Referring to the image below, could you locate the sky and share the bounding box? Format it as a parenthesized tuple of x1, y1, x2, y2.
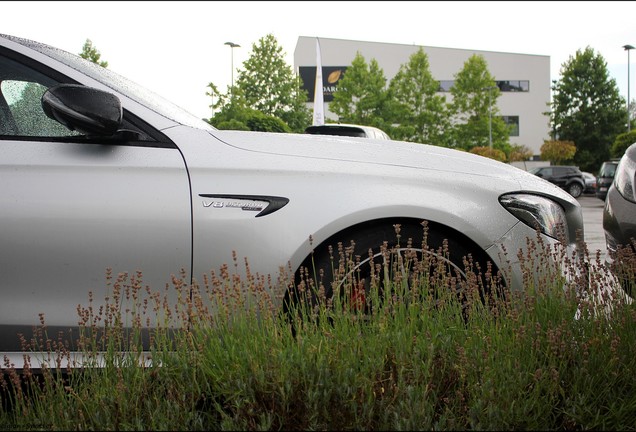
(4, 1, 636, 120)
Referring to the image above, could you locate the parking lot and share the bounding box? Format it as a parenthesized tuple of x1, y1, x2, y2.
(578, 195, 607, 260)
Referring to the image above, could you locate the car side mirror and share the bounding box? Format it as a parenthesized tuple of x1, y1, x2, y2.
(41, 84, 123, 136)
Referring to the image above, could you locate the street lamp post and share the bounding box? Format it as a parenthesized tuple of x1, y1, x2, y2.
(224, 41, 240, 90)
(623, 44, 634, 132)
(482, 86, 496, 148)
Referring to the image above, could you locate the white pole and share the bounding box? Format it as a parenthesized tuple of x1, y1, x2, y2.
(312, 37, 325, 126)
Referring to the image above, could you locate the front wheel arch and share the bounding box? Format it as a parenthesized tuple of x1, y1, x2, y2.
(285, 217, 504, 312)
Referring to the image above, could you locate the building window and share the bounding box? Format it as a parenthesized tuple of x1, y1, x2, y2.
(437, 80, 529, 92)
(497, 80, 529, 92)
(501, 116, 519, 136)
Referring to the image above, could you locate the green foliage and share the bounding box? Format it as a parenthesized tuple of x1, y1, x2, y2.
(207, 83, 291, 133)
(203, 38, 632, 163)
(550, 46, 626, 171)
(246, 111, 291, 133)
(329, 53, 389, 130)
(207, 84, 248, 127)
(2, 233, 635, 431)
(470, 146, 507, 162)
(387, 48, 450, 145)
(448, 55, 510, 152)
(611, 129, 636, 158)
(234, 34, 310, 132)
(540, 140, 577, 165)
(205, 81, 225, 118)
(79, 38, 108, 68)
(215, 118, 250, 131)
(212, 108, 290, 133)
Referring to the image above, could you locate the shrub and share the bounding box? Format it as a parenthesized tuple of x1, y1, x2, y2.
(1, 228, 635, 430)
(611, 130, 636, 158)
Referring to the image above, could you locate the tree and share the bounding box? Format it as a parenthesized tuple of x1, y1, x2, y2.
(79, 39, 108, 67)
(611, 129, 636, 158)
(245, 111, 291, 133)
(387, 48, 450, 145)
(329, 52, 389, 130)
(206, 84, 291, 133)
(549, 46, 626, 172)
(540, 140, 577, 165)
(234, 34, 310, 132)
(448, 55, 510, 152)
(206, 82, 248, 128)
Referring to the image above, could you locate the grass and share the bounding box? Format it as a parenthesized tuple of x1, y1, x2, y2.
(1, 226, 635, 431)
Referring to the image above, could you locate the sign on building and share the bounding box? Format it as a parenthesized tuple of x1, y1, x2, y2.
(299, 66, 348, 102)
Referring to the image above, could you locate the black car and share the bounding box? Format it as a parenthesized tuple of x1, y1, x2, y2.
(528, 165, 586, 198)
(596, 159, 620, 201)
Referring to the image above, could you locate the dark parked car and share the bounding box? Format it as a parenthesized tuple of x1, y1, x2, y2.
(596, 159, 620, 201)
(603, 143, 636, 258)
(528, 165, 586, 198)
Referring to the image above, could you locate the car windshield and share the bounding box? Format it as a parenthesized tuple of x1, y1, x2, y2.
(599, 162, 617, 177)
(3, 34, 213, 131)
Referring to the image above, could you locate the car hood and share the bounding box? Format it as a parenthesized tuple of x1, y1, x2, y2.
(209, 129, 556, 191)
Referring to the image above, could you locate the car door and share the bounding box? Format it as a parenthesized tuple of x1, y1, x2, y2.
(0, 51, 192, 350)
(550, 167, 569, 188)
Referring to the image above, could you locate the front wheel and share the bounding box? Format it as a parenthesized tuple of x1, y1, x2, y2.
(287, 220, 502, 321)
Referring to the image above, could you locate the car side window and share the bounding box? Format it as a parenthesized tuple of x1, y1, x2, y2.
(0, 55, 80, 138)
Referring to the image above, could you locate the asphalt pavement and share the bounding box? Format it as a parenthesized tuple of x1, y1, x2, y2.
(578, 194, 607, 260)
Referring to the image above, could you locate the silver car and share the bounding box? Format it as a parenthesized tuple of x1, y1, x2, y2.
(0, 33, 584, 368)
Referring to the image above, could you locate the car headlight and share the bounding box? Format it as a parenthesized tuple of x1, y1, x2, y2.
(499, 194, 568, 242)
(614, 153, 636, 203)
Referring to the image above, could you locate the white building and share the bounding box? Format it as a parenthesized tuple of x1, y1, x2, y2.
(294, 36, 551, 158)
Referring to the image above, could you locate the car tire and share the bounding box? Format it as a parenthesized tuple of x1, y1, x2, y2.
(285, 220, 500, 321)
(568, 182, 583, 198)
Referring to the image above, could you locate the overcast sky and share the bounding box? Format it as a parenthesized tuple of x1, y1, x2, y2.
(4, 1, 636, 120)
